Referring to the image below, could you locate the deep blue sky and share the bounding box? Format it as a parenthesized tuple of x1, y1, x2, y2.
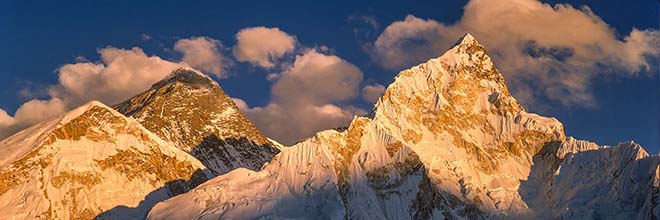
(1, 0, 658, 153)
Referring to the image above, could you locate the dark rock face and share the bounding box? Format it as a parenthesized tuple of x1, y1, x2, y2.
(115, 68, 279, 176)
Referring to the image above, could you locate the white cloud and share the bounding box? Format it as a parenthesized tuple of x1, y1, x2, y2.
(233, 27, 297, 68)
(272, 50, 363, 104)
(231, 28, 368, 143)
(368, 0, 660, 108)
(361, 84, 386, 103)
(12, 98, 67, 126)
(0, 109, 15, 138)
(0, 98, 67, 139)
(51, 46, 186, 107)
(239, 49, 366, 144)
(175, 37, 228, 78)
(370, 15, 445, 70)
(0, 45, 194, 140)
(0, 109, 13, 126)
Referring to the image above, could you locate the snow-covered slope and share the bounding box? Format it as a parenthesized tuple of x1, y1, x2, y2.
(148, 134, 345, 220)
(0, 101, 211, 220)
(549, 141, 658, 219)
(520, 138, 660, 219)
(115, 68, 280, 175)
(147, 34, 660, 220)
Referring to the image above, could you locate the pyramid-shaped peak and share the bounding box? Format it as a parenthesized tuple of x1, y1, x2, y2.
(80, 100, 106, 108)
(59, 100, 123, 125)
(168, 68, 210, 79)
(151, 68, 218, 89)
(453, 33, 482, 48)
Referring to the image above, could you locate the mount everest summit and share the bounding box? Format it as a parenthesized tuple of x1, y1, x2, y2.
(0, 34, 658, 220)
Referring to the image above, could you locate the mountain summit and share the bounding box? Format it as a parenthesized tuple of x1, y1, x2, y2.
(115, 68, 279, 175)
(148, 34, 660, 220)
(0, 101, 210, 219)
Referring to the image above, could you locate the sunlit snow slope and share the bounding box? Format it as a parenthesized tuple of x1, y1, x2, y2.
(0, 101, 211, 220)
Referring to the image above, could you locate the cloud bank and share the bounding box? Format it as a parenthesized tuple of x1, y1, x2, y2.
(367, 0, 660, 108)
(0, 98, 67, 138)
(0, 36, 227, 140)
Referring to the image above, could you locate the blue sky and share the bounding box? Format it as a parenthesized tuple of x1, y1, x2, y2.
(1, 0, 658, 152)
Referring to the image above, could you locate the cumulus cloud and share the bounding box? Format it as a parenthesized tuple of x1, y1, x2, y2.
(0, 42, 205, 139)
(361, 84, 386, 103)
(367, 0, 660, 108)
(175, 37, 228, 78)
(0, 110, 13, 126)
(233, 27, 297, 68)
(0, 109, 15, 138)
(239, 49, 366, 144)
(51, 46, 186, 107)
(0, 98, 67, 139)
(370, 15, 445, 70)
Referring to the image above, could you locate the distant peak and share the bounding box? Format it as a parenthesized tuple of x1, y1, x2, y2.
(151, 68, 218, 89)
(82, 100, 106, 108)
(454, 33, 477, 46)
(59, 100, 124, 125)
(73, 100, 113, 113)
(169, 68, 210, 79)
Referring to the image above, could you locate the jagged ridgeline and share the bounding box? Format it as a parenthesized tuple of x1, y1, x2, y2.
(114, 69, 280, 176)
(148, 34, 660, 220)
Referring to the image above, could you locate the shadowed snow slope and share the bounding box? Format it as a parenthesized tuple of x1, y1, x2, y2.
(147, 34, 660, 220)
(0, 101, 211, 220)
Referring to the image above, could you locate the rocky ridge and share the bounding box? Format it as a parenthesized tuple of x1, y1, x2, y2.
(115, 69, 280, 176)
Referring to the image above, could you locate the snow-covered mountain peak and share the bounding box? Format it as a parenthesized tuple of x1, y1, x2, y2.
(456, 33, 477, 46)
(116, 69, 279, 176)
(152, 68, 218, 90)
(58, 100, 125, 126)
(0, 100, 210, 219)
(373, 33, 563, 147)
(374, 32, 524, 120)
(366, 34, 566, 215)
